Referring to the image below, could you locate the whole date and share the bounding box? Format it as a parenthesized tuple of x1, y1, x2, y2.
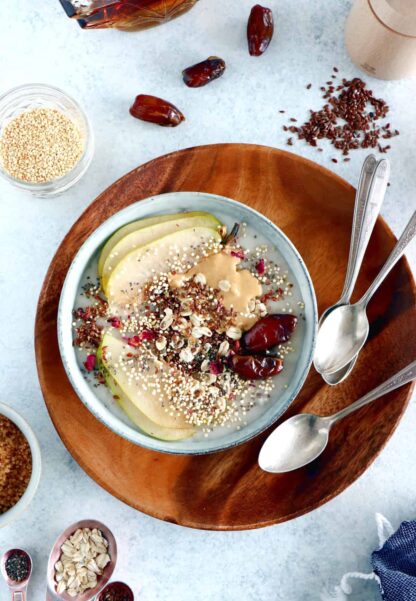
(242, 314, 297, 352)
(182, 56, 226, 88)
(229, 354, 283, 380)
(129, 95, 185, 127)
(247, 4, 274, 56)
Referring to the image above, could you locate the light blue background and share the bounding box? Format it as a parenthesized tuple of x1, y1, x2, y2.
(0, 1, 415, 599)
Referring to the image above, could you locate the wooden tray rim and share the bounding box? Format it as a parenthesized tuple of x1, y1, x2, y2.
(35, 143, 416, 530)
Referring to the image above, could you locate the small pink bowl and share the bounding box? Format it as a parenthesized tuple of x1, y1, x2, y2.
(46, 520, 117, 601)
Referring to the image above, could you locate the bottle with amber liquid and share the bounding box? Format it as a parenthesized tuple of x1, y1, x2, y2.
(59, 0, 199, 31)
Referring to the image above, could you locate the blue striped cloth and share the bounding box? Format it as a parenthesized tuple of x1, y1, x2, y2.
(372, 521, 416, 600)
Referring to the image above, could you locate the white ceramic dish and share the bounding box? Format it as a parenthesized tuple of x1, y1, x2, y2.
(0, 403, 42, 528)
(58, 192, 317, 455)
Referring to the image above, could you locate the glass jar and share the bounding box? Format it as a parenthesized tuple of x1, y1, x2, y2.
(59, 0, 199, 31)
(0, 84, 94, 197)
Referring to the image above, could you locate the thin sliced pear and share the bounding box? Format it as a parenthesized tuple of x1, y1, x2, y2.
(106, 226, 222, 309)
(98, 211, 216, 278)
(99, 360, 194, 441)
(98, 333, 195, 432)
(101, 213, 221, 293)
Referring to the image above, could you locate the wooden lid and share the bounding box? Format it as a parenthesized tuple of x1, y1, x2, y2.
(370, 0, 416, 37)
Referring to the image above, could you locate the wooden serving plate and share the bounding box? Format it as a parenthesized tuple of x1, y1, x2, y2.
(35, 144, 416, 530)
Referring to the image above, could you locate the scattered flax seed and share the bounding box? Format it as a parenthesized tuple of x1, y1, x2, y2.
(0, 108, 84, 183)
(281, 74, 399, 158)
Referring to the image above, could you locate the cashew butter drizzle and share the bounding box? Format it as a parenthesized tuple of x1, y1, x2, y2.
(170, 251, 262, 329)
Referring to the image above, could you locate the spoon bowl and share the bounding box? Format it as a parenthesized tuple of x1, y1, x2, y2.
(46, 520, 117, 601)
(97, 582, 134, 601)
(314, 303, 369, 375)
(322, 354, 358, 385)
(258, 414, 331, 473)
(1, 548, 32, 589)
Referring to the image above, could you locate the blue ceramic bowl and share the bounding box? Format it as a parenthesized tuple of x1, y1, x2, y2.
(58, 192, 317, 454)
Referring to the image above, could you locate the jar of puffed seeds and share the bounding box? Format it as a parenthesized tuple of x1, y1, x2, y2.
(0, 84, 94, 196)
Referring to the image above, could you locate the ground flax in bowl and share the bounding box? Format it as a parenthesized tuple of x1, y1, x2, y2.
(0, 415, 32, 514)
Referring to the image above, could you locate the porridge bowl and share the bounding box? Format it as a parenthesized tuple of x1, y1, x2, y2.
(58, 192, 317, 455)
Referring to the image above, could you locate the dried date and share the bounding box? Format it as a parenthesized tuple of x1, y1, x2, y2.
(229, 354, 283, 380)
(130, 94, 185, 127)
(247, 4, 274, 56)
(182, 56, 226, 88)
(242, 314, 297, 352)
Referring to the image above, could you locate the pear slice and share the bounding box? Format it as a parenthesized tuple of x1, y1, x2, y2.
(98, 211, 218, 278)
(100, 364, 194, 442)
(98, 333, 195, 434)
(101, 212, 221, 293)
(106, 226, 222, 310)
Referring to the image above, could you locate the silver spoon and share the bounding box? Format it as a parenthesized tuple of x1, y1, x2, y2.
(259, 359, 416, 473)
(318, 155, 389, 385)
(1, 548, 32, 601)
(46, 520, 117, 601)
(314, 210, 416, 375)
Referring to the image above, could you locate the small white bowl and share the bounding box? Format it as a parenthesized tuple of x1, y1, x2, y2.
(0, 403, 42, 528)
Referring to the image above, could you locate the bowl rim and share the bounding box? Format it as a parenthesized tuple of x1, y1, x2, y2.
(0, 83, 94, 195)
(57, 191, 318, 455)
(0, 402, 42, 528)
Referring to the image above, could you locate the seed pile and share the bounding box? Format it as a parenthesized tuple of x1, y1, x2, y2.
(100, 582, 134, 601)
(0, 108, 84, 183)
(54, 527, 111, 597)
(5, 551, 31, 583)
(0, 415, 32, 514)
(283, 70, 399, 159)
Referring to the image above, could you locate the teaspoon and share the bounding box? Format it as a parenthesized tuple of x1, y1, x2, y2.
(319, 155, 389, 385)
(259, 359, 416, 473)
(1, 548, 32, 601)
(314, 210, 416, 375)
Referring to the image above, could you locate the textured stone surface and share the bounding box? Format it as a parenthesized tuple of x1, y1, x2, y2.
(0, 1, 415, 599)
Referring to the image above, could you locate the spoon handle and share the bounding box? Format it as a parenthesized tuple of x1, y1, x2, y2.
(339, 156, 389, 305)
(359, 211, 416, 308)
(330, 360, 416, 424)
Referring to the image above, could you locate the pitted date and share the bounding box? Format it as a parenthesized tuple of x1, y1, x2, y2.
(129, 95, 185, 127)
(247, 4, 274, 56)
(182, 56, 226, 88)
(229, 354, 283, 380)
(242, 314, 297, 352)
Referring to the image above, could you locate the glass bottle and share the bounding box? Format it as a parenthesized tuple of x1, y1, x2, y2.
(59, 0, 199, 31)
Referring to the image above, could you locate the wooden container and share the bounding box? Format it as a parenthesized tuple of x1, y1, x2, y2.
(345, 0, 416, 80)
